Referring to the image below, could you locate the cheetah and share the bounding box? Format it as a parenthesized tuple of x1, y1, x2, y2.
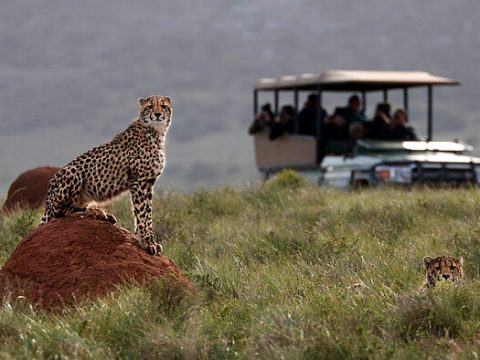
(422, 255, 464, 289)
(41, 95, 172, 255)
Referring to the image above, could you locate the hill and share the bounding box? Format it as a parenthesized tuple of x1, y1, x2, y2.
(1, 0, 480, 192)
(1, 177, 480, 357)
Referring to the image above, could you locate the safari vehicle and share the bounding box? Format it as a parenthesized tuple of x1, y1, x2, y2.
(252, 70, 480, 188)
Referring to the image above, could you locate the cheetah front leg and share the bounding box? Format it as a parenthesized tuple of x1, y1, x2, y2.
(130, 179, 162, 255)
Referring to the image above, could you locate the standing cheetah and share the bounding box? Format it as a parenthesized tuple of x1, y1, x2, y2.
(41, 95, 172, 255)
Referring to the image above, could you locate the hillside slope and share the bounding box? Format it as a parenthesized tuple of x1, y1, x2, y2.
(1, 0, 480, 192)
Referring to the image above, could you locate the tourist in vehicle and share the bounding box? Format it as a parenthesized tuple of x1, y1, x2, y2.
(365, 101, 391, 139)
(377, 101, 392, 119)
(269, 105, 296, 140)
(323, 113, 349, 143)
(386, 108, 417, 141)
(298, 94, 327, 136)
(334, 95, 368, 124)
(249, 103, 275, 135)
(325, 121, 365, 155)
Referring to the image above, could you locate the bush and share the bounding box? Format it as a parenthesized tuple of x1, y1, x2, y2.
(266, 169, 307, 190)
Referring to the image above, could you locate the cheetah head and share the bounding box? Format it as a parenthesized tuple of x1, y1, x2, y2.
(138, 95, 173, 133)
(423, 255, 464, 288)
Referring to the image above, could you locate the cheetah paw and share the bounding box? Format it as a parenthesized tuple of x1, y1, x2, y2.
(144, 241, 163, 255)
(105, 213, 117, 224)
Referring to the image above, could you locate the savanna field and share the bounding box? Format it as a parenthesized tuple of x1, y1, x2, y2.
(3, 171, 480, 359)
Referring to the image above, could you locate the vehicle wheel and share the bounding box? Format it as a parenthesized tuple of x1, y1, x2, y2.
(353, 179, 369, 188)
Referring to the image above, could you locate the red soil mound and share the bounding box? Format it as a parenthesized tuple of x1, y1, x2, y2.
(3, 166, 60, 212)
(0, 217, 192, 310)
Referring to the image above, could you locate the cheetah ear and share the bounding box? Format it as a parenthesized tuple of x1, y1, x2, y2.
(423, 256, 433, 268)
(457, 256, 464, 266)
(164, 96, 172, 104)
(138, 97, 147, 106)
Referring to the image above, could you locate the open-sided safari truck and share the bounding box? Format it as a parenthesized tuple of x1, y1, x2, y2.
(252, 70, 480, 188)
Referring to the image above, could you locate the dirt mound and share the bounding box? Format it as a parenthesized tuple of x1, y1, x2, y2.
(0, 217, 192, 310)
(3, 166, 60, 212)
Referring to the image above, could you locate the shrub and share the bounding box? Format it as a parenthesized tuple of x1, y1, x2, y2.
(266, 169, 307, 190)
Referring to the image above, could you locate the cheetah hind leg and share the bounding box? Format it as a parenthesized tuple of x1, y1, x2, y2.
(41, 167, 81, 224)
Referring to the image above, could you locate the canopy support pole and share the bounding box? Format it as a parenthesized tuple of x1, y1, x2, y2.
(294, 88, 299, 133)
(274, 90, 279, 115)
(403, 88, 409, 112)
(316, 87, 323, 164)
(362, 91, 367, 112)
(427, 85, 433, 141)
(253, 90, 258, 117)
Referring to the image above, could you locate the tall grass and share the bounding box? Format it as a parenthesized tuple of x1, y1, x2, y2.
(2, 172, 480, 358)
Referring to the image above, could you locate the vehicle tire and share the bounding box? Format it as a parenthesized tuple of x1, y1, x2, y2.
(352, 179, 369, 188)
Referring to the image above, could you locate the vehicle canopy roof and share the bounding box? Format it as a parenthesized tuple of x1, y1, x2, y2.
(254, 70, 460, 92)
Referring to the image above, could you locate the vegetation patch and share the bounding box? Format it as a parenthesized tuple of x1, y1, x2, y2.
(1, 185, 480, 358)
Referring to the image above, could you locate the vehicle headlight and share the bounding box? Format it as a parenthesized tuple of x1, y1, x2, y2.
(375, 165, 412, 183)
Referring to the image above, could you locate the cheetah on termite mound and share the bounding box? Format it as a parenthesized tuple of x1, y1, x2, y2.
(41, 95, 172, 255)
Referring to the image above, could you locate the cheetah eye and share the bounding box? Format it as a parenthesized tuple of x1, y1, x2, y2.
(450, 266, 457, 271)
(145, 105, 154, 110)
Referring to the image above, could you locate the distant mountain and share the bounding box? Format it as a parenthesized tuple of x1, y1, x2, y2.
(1, 0, 479, 193)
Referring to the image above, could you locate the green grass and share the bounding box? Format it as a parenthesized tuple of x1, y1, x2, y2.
(2, 171, 480, 358)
